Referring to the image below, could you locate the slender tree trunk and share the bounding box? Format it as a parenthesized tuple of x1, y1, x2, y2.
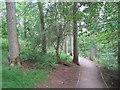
(6, 1, 20, 64)
(62, 42, 65, 52)
(24, 18, 27, 38)
(23, 2, 27, 38)
(38, 1, 46, 53)
(56, 37, 61, 64)
(70, 32, 73, 56)
(73, 2, 79, 65)
(59, 43, 63, 52)
(64, 36, 68, 54)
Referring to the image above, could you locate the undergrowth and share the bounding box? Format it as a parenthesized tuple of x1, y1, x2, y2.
(60, 52, 72, 63)
(2, 38, 72, 88)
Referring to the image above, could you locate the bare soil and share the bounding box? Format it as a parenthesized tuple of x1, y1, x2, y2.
(36, 63, 80, 88)
(21, 60, 37, 69)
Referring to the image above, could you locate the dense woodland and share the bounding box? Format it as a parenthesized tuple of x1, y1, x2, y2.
(1, 1, 119, 88)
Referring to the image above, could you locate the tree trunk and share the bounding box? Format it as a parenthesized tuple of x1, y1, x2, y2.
(23, 2, 27, 38)
(38, 1, 46, 53)
(73, 2, 79, 65)
(56, 37, 61, 64)
(64, 36, 68, 54)
(62, 42, 65, 52)
(24, 18, 27, 38)
(6, 1, 20, 65)
(70, 32, 73, 56)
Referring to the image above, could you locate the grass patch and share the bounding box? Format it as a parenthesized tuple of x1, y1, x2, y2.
(2, 61, 49, 88)
(2, 50, 50, 88)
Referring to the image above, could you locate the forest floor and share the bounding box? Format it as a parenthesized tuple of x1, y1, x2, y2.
(35, 57, 118, 88)
(36, 63, 80, 88)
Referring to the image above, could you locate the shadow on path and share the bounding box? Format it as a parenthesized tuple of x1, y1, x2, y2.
(76, 57, 107, 88)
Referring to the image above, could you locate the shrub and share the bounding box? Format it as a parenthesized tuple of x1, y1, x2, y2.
(94, 55, 118, 70)
(20, 44, 58, 69)
(60, 52, 72, 63)
(36, 52, 57, 69)
(19, 34, 59, 69)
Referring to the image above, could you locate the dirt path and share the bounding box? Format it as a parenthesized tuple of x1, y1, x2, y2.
(36, 63, 80, 88)
(36, 57, 107, 88)
(76, 57, 107, 88)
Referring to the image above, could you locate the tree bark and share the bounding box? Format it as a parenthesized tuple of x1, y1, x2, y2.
(24, 18, 27, 38)
(38, 1, 46, 53)
(73, 2, 79, 65)
(24, 2, 27, 38)
(62, 42, 65, 52)
(56, 37, 61, 64)
(70, 32, 73, 56)
(64, 36, 68, 54)
(6, 1, 20, 63)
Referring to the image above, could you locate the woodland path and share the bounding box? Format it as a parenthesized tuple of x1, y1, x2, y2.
(36, 57, 107, 88)
(76, 57, 107, 88)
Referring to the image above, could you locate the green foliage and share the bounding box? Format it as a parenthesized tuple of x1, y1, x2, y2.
(2, 63, 48, 88)
(20, 41, 57, 69)
(2, 2, 7, 38)
(36, 53, 57, 69)
(60, 52, 72, 63)
(2, 2, 119, 88)
(76, 12, 85, 20)
(2, 46, 49, 88)
(1, 38, 52, 88)
(94, 54, 118, 70)
(2, 38, 8, 51)
(78, 2, 118, 71)
(2, 50, 8, 60)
